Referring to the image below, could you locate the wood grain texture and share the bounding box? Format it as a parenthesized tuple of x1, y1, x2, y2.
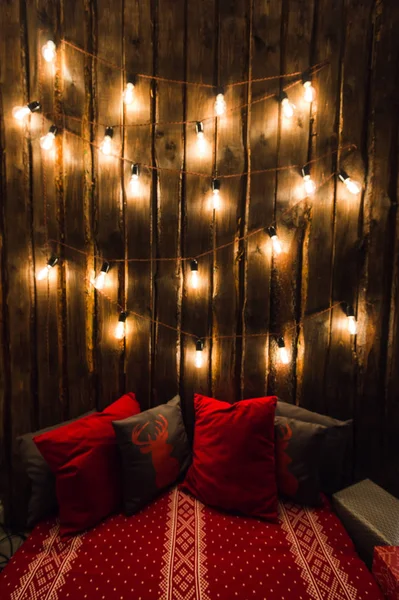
(356, 0, 399, 482)
(123, 0, 153, 412)
(151, 0, 185, 407)
(241, 0, 282, 399)
(0, 0, 36, 525)
(180, 0, 216, 433)
(324, 0, 374, 422)
(62, 0, 96, 418)
(95, 0, 124, 409)
(212, 0, 248, 402)
(268, 0, 315, 402)
(0, 39, 10, 514)
(300, 0, 344, 413)
(26, 0, 65, 429)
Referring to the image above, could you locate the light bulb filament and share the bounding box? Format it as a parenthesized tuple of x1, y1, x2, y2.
(347, 316, 357, 335)
(115, 312, 127, 340)
(303, 174, 316, 196)
(42, 41, 56, 64)
(281, 94, 295, 119)
(195, 339, 204, 368)
(115, 321, 125, 340)
(40, 126, 57, 151)
(123, 82, 135, 106)
(100, 127, 113, 156)
(303, 80, 315, 103)
(214, 93, 226, 116)
(272, 235, 282, 255)
(277, 337, 289, 365)
(339, 170, 361, 195)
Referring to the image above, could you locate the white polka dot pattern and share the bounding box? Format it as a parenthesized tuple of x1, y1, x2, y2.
(0, 489, 383, 600)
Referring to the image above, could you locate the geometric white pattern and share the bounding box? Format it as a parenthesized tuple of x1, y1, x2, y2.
(159, 489, 210, 600)
(11, 523, 83, 600)
(280, 502, 358, 600)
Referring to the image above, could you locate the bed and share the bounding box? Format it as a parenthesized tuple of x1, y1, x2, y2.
(0, 487, 383, 600)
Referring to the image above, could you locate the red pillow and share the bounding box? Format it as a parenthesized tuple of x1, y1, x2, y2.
(34, 393, 140, 535)
(181, 394, 278, 520)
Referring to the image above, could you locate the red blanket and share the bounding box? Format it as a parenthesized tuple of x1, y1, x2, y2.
(0, 488, 382, 599)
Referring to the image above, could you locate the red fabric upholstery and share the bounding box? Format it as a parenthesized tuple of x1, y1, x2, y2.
(0, 488, 384, 600)
(182, 393, 278, 520)
(34, 393, 140, 535)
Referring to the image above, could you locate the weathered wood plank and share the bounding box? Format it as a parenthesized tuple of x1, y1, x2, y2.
(268, 0, 315, 403)
(0, 0, 35, 524)
(384, 204, 399, 497)
(0, 68, 10, 514)
(180, 0, 216, 433)
(95, 0, 124, 409)
(26, 0, 66, 428)
(212, 0, 248, 403)
(300, 0, 344, 413)
(356, 0, 399, 481)
(324, 0, 374, 422)
(151, 0, 185, 407)
(124, 0, 153, 412)
(62, 0, 96, 418)
(242, 0, 282, 399)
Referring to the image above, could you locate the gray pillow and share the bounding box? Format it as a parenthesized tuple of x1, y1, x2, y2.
(113, 395, 191, 515)
(276, 400, 353, 495)
(18, 410, 94, 528)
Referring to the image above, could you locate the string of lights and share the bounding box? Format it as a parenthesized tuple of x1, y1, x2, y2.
(45, 168, 348, 266)
(59, 123, 357, 184)
(59, 38, 328, 90)
(38, 62, 327, 135)
(62, 259, 355, 355)
(16, 35, 362, 367)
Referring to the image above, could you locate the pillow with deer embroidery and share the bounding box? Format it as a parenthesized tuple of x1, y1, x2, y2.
(274, 416, 327, 506)
(112, 395, 191, 515)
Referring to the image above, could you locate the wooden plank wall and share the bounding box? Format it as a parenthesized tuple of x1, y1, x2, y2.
(1, 0, 399, 522)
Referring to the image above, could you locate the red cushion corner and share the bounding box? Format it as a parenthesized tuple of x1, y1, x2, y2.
(34, 392, 140, 535)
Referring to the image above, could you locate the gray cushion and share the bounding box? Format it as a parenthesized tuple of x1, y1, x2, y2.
(275, 416, 327, 506)
(113, 396, 191, 515)
(18, 411, 94, 528)
(333, 479, 399, 567)
(276, 400, 353, 494)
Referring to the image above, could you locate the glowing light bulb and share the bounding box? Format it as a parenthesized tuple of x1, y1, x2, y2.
(347, 316, 357, 335)
(302, 166, 316, 196)
(115, 312, 127, 340)
(91, 262, 110, 290)
(196, 121, 206, 156)
(129, 163, 140, 194)
(267, 226, 282, 255)
(303, 79, 315, 103)
(280, 92, 295, 119)
(195, 339, 204, 368)
(339, 170, 361, 195)
(42, 41, 56, 63)
(345, 305, 357, 335)
(278, 337, 290, 365)
(12, 101, 41, 122)
(212, 179, 221, 210)
(36, 256, 58, 281)
(190, 259, 199, 289)
(123, 82, 135, 105)
(100, 127, 113, 155)
(214, 93, 226, 116)
(40, 125, 57, 151)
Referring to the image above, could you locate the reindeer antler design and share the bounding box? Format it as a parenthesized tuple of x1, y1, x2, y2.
(131, 414, 179, 489)
(132, 421, 151, 446)
(153, 414, 168, 443)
